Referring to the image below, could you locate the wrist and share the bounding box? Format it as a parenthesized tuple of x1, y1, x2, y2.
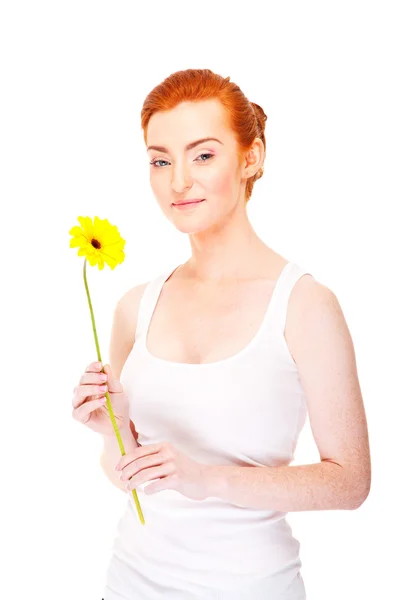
(204, 465, 226, 500)
(103, 418, 130, 434)
(102, 423, 134, 443)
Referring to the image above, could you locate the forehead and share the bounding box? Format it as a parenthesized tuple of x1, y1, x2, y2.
(146, 99, 231, 147)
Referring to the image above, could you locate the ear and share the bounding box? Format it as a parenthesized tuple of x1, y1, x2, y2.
(241, 137, 265, 180)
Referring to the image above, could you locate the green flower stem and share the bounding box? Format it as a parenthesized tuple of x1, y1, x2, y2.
(83, 259, 145, 526)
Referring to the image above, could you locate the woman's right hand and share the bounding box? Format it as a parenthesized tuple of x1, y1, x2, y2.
(71, 361, 130, 436)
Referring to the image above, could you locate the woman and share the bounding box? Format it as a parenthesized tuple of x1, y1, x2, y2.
(72, 68, 371, 599)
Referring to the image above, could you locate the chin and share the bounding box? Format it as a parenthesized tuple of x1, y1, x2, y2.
(173, 222, 207, 235)
(167, 216, 210, 235)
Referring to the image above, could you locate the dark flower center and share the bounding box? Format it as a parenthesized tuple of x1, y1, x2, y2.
(91, 238, 101, 249)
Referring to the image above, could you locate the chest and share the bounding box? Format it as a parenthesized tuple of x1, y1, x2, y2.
(145, 278, 286, 365)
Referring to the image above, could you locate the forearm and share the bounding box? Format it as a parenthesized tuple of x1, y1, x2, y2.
(100, 425, 139, 492)
(206, 460, 366, 511)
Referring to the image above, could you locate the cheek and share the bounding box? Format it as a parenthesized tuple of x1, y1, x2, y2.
(150, 175, 171, 208)
(150, 174, 163, 196)
(202, 166, 235, 196)
(149, 162, 236, 201)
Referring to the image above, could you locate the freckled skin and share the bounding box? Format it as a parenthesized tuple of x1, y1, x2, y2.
(141, 98, 371, 512)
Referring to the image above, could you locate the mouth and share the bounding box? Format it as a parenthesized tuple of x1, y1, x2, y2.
(172, 199, 205, 210)
(172, 199, 205, 207)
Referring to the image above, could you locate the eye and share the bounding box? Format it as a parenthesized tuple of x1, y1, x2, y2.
(149, 153, 214, 168)
(149, 159, 169, 168)
(196, 153, 213, 162)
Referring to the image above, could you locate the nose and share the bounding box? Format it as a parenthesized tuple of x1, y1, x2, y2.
(171, 162, 193, 194)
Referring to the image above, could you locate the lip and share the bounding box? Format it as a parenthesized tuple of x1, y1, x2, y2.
(172, 199, 205, 206)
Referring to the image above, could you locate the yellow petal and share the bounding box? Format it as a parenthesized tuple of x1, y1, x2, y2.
(69, 216, 126, 269)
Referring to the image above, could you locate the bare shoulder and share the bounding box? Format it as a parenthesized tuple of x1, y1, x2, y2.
(286, 273, 371, 508)
(108, 281, 150, 444)
(108, 281, 150, 381)
(285, 272, 354, 374)
(286, 273, 347, 352)
(118, 281, 150, 332)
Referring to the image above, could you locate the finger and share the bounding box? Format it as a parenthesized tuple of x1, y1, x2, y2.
(78, 370, 108, 386)
(102, 364, 123, 393)
(143, 477, 168, 495)
(116, 443, 163, 471)
(86, 361, 103, 372)
(72, 396, 107, 423)
(72, 383, 108, 409)
(125, 464, 173, 491)
(120, 452, 164, 481)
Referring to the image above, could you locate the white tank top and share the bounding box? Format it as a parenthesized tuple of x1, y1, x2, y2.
(103, 261, 310, 599)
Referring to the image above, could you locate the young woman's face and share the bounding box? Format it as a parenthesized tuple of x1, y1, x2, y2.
(146, 99, 247, 234)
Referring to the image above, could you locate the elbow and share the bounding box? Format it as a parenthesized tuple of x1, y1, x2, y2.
(340, 458, 371, 510)
(349, 479, 371, 510)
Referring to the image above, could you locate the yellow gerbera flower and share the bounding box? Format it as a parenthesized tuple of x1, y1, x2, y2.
(69, 216, 145, 526)
(69, 216, 126, 270)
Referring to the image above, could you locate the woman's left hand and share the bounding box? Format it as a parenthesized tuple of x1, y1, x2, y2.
(115, 442, 211, 501)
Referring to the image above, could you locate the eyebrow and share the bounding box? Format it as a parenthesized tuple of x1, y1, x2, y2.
(147, 137, 223, 153)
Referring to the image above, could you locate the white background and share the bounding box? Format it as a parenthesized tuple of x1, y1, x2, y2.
(1, 1, 398, 599)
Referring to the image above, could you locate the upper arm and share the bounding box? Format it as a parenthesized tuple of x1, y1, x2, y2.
(108, 282, 149, 441)
(287, 276, 371, 506)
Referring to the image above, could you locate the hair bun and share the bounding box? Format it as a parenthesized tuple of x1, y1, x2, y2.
(251, 102, 267, 130)
(253, 166, 264, 182)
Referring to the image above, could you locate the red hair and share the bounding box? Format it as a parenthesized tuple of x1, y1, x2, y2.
(141, 68, 267, 203)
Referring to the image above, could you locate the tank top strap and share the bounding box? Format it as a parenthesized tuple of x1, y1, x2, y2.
(267, 261, 312, 334)
(134, 264, 180, 342)
(134, 261, 312, 342)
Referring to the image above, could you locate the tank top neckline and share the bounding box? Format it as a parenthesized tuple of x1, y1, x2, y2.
(140, 260, 295, 368)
